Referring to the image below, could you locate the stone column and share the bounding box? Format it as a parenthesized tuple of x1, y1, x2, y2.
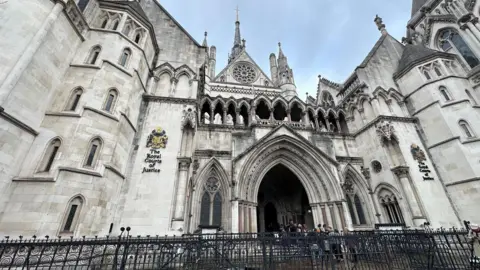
(258, 206, 265, 232)
(250, 106, 256, 126)
(335, 119, 341, 133)
(231, 200, 239, 233)
(239, 204, 244, 232)
(341, 201, 354, 230)
(392, 166, 427, 226)
(244, 205, 249, 233)
(326, 203, 334, 228)
(332, 203, 342, 230)
(314, 118, 320, 130)
(235, 109, 241, 126)
(287, 109, 291, 122)
(336, 202, 346, 230)
(467, 22, 480, 43)
(460, 23, 480, 57)
(269, 109, 274, 121)
(210, 107, 214, 123)
(172, 158, 191, 230)
(251, 206, 258, 233)
(117, 13, 128, 32)
(369, 190, 382, 223)
(223, 108, 227, 125)
(0, 2, 64, 103)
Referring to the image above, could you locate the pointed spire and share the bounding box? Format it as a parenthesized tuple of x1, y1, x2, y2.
(229, 6, 243, 63)
(374, 14, 387, 35)
(278, 42, 285, 59)
(202, 31, 208, 47)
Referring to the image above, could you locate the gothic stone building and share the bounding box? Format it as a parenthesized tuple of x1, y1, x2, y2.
(0, 0, 479, 237)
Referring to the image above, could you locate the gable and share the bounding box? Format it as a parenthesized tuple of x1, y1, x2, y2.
(213, 50, 274, 87)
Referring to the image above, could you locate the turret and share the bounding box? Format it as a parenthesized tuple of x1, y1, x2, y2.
(269, 53, 278, 86)
(276, 42, 296, 99)
(209, 46, 216, 78)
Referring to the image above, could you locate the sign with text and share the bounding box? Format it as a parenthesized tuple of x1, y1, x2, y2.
(142, 127, 167, 173)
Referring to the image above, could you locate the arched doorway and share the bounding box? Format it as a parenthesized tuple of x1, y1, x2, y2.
(257, 164, 314, 232)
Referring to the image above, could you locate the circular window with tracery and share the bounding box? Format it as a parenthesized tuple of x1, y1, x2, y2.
(232, 63, 257, 84)
(371, 160, 383, 173)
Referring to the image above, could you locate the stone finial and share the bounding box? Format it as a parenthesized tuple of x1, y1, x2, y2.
(242, 39, 246, 47)
(374, 14, 387, 35)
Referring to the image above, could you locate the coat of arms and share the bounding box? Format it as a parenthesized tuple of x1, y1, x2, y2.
(410, 144, 426, 162)
(146, 127, 168, 149)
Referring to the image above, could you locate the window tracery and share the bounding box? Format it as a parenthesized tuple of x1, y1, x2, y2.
(343, 175, 367, 225)
(232, 63, 257, 84)
(438, 29, 479, 68)
(321, 92, 335, 107)
(371, 160, 382, 173)
(200, 177, 222, 226)
(379, 190, 404, 224)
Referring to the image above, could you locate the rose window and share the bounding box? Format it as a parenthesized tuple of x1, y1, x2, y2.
(232, 63, 257, 84)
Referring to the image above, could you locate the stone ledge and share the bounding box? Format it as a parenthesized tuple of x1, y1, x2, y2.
(336, 156, 363, 164)
(83, 106, 119, 122)
(461, 137, 480, 144)
(404, 75, 465, 99)
(441, 99, 470, 108)
(69, 63, 101, 70)
(120, 112, 137, 132)
(104, 164, 125, 180)
(353, 115, 416, 137)
(0, 106, 39, 136)
(134, 69, 147, 93)
(412, 101, 438, 116)
(58, 166, 102, 177)
(45, 111, 81, 118)
(12, 177, 55, 182)
(194, 150, 231, 158)
(143, 95, 196, 105)
(427, 136, 460, 149)
(102, 60, 133, 77)
(445, 177, 480, 187)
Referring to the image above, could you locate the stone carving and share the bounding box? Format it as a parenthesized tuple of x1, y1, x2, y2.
(226, 114, 234, 125)
(181, 108, 196, 129)
(146, 127, 168, 149)
(169, 77, 178, 96)
(376, 121, 395, 142)
(361, 166, 371, 179)
(204, 112, 210, 124)
(238, 114, 245, 126)
(214, 113, 222, 124)
(342, 177, 355, 194)
(232, 63, 257, 84)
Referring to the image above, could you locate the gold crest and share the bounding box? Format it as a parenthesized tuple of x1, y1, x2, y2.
(410, 144, 426, 162)
(146, 127, 168, 149)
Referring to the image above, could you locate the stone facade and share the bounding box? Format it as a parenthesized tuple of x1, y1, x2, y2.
(0, 0, 478, 237)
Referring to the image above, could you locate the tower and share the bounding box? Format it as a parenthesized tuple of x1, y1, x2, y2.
(276, 42, 297, 99)
(269, 53, 278, 85)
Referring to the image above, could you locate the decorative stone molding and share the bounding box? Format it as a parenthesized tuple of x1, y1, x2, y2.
(194, 150, 231, 158)
(0, 106, 39, 136)
(361, 166, 371, 180)
(375, 120, 396, 143)
(342, 177, 355, 194)
(391, 166, 410, 177)
(178, 157, 192, 171)
(181, 107, 197, 129)
(143, 95, 197, 105)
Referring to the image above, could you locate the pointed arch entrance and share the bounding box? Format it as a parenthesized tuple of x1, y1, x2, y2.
(257, 164, 314, 232)
(233, 130, 349, 233)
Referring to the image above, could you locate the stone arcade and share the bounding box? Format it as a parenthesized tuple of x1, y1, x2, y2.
(0, 0, 479, 237)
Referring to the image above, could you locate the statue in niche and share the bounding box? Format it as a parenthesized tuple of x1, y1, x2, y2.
(226, 114, 234, 125)
(320, 124, 327, 132)
(214, 113, 222, 124)
(310, 121, 315, 129)
(283, 117, 288, 122)
(329, 122, 336, 132)
(238, 114, 245, 126)
(204, 112, 210, 124)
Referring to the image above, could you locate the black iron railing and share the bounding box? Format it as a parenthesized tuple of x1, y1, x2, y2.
(0, 229, 478, 269)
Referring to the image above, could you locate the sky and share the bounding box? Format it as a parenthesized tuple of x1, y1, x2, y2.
(158, 0, 411, 98)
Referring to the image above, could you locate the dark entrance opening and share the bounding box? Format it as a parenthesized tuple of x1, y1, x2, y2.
(257, 164, 313, 232)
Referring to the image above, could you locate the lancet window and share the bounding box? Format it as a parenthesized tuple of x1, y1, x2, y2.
(200, 177, 222, 226)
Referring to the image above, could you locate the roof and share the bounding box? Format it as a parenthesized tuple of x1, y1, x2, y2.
(412, 0, 428, 17)
(394, 44, 454, 78)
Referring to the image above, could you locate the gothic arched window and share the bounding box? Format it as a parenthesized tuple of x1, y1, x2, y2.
(459, 120, 475, 138)
(38, 138, 61, 172)
(103, 89, 118, 112)
(65, 87, 83, 111)
(112, 20, 119, 31)
(439, 86, 451, 101)
(87, 45, 101, 65)
(134, 32, 142, 44)
(343, 176, 368, 225)
(438, 29, 480, 68)
(199, 177, 222, 226)
(379, 190, 404, 224)
(61, 196, 83, 233)
(434, 66, 442, 77)
(423, 70, 431, 80)
(321, 92, 335, 107)
(100, 18, 108, 29)
(119, 48, 131, 67)
(84, 138, 102, 168)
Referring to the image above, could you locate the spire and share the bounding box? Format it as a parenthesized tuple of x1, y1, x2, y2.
(229, 6, 243, 63)
(278, 42, 285, 59)
(374, 14, 387, 35)
(202, 31, 208, 47)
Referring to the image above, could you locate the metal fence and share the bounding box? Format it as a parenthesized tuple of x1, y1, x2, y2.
(0, 229, 479, 269)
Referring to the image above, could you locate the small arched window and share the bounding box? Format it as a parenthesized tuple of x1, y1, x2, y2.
(134, 32, 142, 44)
(66, 88, 83, 111)
(119, 48, 131, 67)
(87, 46, 101, 65)
(438, 29, 480, 68)
(465, 89, 478, 105)
(439, 86, 451, 101)
(77, 0, 90, 12)
(434, 66, 442, 77)
(459, 120, 475, 138)
(61, 196, 83, 233)
(200, 177, 222, 226)
(100, 18, 108, 29)
(103, 89, 118, 112)
(423, 70, 431, 80)
(379, 190, 404, 224)
(38, 138, 61, 172)
(112, 20, 119, 31)
(321, 92, 335, 107)
(84, 138, 102, 167)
